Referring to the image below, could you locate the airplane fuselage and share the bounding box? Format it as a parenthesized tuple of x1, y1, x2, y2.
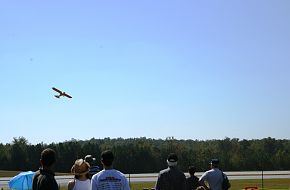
(52, 87, 72, 99)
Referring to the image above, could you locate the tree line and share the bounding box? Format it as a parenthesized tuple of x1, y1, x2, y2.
(0, 137, 289, 173)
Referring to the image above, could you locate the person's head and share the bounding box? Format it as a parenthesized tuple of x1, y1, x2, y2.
(188, 165, 196, 176)
(40, 148, 56, 168)
(84, 155, 96, 166)
(210, 158, 219, 168)
(196, 186, 206, 190)
(101, 150, 114, 168)
(167, 153, 178, 167)
(71, 159, 90, 179)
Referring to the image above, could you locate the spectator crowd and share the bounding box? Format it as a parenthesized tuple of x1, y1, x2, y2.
(32, 148, 230, 190)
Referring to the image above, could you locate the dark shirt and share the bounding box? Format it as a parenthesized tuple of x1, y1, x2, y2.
(88, 165, 100, 179)
(186, 175, 200, 190)
(32, 168, 58, 190)
(155, 166, 186, 190)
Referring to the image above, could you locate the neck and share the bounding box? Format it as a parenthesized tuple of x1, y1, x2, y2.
(167, 160, 177, 167)
(77, 175, 88, 180)
(41, 166, 54, 175)
(104, 165, 113, 170)
(42, 166, 52, 171)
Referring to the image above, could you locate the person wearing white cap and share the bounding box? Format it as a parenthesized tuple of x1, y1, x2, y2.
(155, 153, 186, 190)
(84, 155, 100, 178)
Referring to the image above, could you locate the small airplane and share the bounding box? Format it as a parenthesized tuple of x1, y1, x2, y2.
(52, 87, 72, 99)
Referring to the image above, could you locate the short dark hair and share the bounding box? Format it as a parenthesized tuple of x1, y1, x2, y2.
(188, 166, 196, 175)
(41, 148, 56, 167)
(210, 158, 219, 167)
(167, 153, 178, 162)
(101, 150, 114, 166)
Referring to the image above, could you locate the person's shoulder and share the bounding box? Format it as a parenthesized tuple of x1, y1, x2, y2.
(212, 168, 221, 174)
(33, 170, 41, 179)
(113, 169, 126, 177)
(35, 173, 51, 185)
(178, 169, 186, 178)
(202, 169, 213, 176)
(90, 166, 100, 172)
(171, 167, 185, 176)
(67, 180, 75, 190)
(200, 169, 211, 180)
(92, 170, 104, 180)
(32, 170, 41, 185)
(186, 176, 193, 182)
(192, 175, 199, 183)
(205, 169, 215, 173)
(159, 167, 170, 174)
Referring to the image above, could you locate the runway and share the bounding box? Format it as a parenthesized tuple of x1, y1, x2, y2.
(1, 171, 289, 189)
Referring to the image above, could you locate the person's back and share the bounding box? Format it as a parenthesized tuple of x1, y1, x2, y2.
(186, 175, 199, 190)
(155, 153, 186, 190)
(157, 167, 186, 190)
(71, 179, 90, 190)
(85, 155, 100, 178)
(33, 148, 58, 190)
(199, 168, 223, 190)
(186, 165, 199, 190)
(199, 159, 226, 190)
(92, 169, 128, 190)
(33, 169, 59, 190)
(91, 150, 130, 190)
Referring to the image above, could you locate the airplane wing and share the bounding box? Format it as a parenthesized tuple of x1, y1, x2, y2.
(63, 93, 72, 98)
(52, 87, 62, 93)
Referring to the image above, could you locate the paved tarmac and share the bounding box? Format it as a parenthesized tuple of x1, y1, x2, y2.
(1, 171, 290, 189)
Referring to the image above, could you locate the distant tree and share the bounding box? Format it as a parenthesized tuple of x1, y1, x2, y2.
(1, 137, 290, 172)
(9, 137, 29, 170)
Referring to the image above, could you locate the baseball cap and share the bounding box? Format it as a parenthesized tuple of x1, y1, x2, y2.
(84, 155, 96, 164)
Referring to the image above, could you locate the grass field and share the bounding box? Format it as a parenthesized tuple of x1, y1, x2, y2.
(0, 170, 19, 178)
(58, 179, 290, 190)
(127, 179, 290, 190)
(1, 170, 289, 190)
(0, 170, 69, 178)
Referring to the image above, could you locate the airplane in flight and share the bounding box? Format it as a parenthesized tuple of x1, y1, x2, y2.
(52, 87, 72, 99)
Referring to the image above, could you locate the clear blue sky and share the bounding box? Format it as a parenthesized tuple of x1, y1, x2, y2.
(1, 0, 290, 144)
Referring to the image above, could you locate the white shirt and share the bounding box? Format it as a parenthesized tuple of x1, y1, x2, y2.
(72, 179, 91, 190)
(199, 168, 223, 190)
(91, 169, 130, 190)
